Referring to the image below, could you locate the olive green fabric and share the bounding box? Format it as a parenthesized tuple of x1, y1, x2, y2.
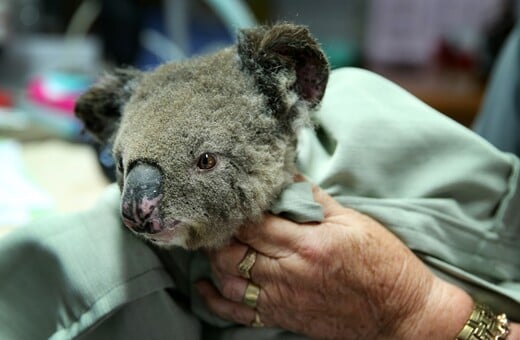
(1, 68, 519, 339)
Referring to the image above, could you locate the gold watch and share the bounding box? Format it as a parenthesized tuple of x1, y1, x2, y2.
(456, 303, 510, 340)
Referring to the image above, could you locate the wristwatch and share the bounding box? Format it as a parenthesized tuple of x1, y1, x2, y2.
(456, 303, 510, 340)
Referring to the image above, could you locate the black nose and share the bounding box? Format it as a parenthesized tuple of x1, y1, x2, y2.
(121, 163, 164, 234)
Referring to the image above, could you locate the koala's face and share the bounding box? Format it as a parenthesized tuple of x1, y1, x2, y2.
(76, 24, 329, 249)
(111, 50, 299, 249)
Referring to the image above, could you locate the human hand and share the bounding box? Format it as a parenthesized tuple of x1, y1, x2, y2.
(196, 185, 476, 339)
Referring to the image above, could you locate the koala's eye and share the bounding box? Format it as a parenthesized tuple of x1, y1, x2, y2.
(197, 153, 217, 170)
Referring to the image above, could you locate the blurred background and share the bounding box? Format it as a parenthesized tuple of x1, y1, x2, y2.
(0, 0, 518, 233)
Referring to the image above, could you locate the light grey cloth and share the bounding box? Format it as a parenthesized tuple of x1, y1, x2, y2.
(0, 67, 519, 339)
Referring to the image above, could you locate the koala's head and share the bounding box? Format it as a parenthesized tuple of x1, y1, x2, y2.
(75, 24, 329, 249)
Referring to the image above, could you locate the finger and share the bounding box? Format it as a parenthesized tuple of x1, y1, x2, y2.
(209, 243, 282, 285)
(196, 280, 271, 327)
(212, 272, 250, 303)
(212, 273, 271, 312)
(208, 241, 249, 277)
(310, 184, 347, 218)
(310, 185, 372, 229)
(236, 214, 303, 257)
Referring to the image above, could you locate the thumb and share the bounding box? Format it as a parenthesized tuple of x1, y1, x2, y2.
(236, 214, 304, 258)
(310, 184, 346, 218)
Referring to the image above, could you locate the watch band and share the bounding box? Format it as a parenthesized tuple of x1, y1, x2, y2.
(456, 303, 510, 340)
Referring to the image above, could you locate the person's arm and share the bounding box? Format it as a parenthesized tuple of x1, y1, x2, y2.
(398, 280, 519, 339)
(197, 185, 519, 339)
(510, 324, 520, 339)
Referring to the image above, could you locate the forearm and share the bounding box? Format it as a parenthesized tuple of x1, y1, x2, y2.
(399, 277, 519, 339)
(510, 323, 520, 340)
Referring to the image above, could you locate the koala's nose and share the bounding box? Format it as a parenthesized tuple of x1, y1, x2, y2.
(121, 163, 164, 234)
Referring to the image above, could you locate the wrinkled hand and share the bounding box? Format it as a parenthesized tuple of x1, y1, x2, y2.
(197, 186, 473, 339)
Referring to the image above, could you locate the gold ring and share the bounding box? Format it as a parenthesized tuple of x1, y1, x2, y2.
(237, 248, 257, 279)
(242, 281, 261, 308)
(251, 311, 264, 328)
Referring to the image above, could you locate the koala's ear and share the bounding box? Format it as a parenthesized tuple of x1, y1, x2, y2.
(237, 23, 329, 115)
(75, 68, 141, 143)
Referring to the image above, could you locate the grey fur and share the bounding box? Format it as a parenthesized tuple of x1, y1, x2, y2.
(75, 23, 330, 249)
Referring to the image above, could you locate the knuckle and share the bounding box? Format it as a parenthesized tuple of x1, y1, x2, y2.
(219, 277, 242, 301)
(237, 224, 255, 244)
(296, 238, 322, 262)
(220, 280, 234, 299)
(296, 232, 333, 265)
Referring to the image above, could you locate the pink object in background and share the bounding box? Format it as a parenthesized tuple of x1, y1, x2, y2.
(26, 72, 91, 115)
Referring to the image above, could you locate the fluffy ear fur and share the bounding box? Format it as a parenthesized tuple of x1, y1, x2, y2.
(75, 68, 141, 143)
(237, 23, 329, 121)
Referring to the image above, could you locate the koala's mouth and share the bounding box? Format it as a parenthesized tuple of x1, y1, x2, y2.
(121, 197, 183, 239)
(120, 188, 185, 246)
(145, 221, 181, 243)
(122, 207, 184, 245)
(121, 194, 164, 231)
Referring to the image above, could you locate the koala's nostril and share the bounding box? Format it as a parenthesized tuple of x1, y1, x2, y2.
(121, 163, 164, 233)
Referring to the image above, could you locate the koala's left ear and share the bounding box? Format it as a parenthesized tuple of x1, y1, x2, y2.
(237, 23, 329, 116)
(75, 68, 141, 143)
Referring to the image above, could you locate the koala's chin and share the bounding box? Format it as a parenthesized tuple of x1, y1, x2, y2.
(140, 223, 191, 249)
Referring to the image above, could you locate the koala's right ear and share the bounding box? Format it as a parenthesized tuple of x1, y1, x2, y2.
(237, 24, 329, 120)
(75, 68, 141, 143)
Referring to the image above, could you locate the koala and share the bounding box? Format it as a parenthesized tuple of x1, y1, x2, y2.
(75, 23, 329, 250)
